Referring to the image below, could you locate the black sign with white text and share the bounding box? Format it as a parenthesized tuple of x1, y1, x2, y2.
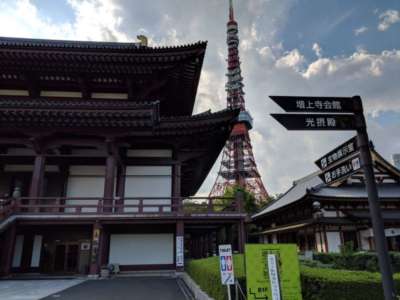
(271, 114, 356, 131)
(319, 155, 361, 184)
(315, 136, 359, 170)
(269, 96, 359, 113)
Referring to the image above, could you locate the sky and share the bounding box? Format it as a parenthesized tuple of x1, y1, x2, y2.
(0, 0, 399, 197)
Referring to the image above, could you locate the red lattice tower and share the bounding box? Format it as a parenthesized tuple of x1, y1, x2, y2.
(209, 0, 268, 202)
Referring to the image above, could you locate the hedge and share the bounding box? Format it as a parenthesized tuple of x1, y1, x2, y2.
(185, 255, 245, 300)
(313, 252, 400, 273)
(186, 255, 400, 300)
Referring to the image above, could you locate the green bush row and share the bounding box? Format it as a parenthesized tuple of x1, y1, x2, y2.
(313, 252, 400, 272)
(185, 255, 245, 300)
(186, 255, 400, 300)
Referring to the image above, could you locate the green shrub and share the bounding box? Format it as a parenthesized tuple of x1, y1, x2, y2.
(185, 255, 245, 300)
(301, 266, 400, 300)
(313, 252, 400, 272)
(186, 255, 400, 300)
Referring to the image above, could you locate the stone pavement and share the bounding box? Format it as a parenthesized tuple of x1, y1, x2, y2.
(0, 279, 85, 300)
(41, 277, 187, 300)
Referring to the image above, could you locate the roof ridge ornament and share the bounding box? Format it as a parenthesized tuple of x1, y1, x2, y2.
(137, 35, 148, 47)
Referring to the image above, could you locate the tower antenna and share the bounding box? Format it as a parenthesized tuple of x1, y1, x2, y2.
(209, 0, 269, 202)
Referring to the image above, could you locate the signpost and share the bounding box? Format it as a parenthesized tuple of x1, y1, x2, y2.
(270, 95, 359, 113)
(271, 113, 357, 130)
(219, 244, 235, 300)
(269, 95, 396, 300)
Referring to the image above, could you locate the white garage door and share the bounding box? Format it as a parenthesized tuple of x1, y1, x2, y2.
(124, 166, 172, 212)
(66, 166, 105, 212)
(109, 234, 174, 265)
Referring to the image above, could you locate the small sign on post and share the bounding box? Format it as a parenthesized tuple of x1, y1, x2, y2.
(315, 136, 359, 170)
(219, 244, 235, 300)
(319, 154, 361, 185)
(176, 236, 184, 267)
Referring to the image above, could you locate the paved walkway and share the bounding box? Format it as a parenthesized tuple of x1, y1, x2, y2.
(41, 277, 187, 300)
(0, 279, 85, 300)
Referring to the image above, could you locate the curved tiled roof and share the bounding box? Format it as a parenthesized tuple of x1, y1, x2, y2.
(0, 36, 207, 53)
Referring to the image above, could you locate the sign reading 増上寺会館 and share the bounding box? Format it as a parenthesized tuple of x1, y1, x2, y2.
(245, 244, 302, 300)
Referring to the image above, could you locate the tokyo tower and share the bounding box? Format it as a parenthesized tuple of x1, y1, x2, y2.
(209, 0, 268, 202)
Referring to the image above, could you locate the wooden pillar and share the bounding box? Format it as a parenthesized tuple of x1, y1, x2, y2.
(172, 163, 181, 212)
(115, 164, 126, 213)
(208, 232, 214, 256)
(176, 221, 184, 271)
(0, 224, 16, 276)
(29, 155, 46, 212)
(238, 220, 246, 253)
(89, 223, 103, 276)
(103, 156, 116, 213)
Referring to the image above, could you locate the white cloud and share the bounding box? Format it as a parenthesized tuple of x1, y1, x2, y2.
(0, 0, 130, 41)
(378, 10, 400, 31)
(354, 26, 368, 36)
(0, 0, 399, 196)
(275, 49, 305, 71)
(312, 43, 322, 58)
(240, 23, 260, 51)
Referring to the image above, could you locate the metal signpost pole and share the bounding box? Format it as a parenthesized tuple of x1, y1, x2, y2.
(353, 96, 396, 300)
(227, 285, 232, 300)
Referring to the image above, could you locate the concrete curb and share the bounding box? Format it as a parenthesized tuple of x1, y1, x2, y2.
(179, 272, 214, 300)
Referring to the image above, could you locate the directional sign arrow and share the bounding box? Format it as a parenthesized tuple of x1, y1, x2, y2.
(269, 95, 361, 113)
(319, 154, 361, 185)
(315, 136, 359, 170)
(271, 113, 357, 131)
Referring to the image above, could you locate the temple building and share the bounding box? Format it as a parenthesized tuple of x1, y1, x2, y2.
(0, 37, 247, 276)
(252, 150, 400, 253)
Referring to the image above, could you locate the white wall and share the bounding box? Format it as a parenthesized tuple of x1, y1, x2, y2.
(40, 91, 82, 98)
(92, 93, 128, 99)
(315, 232, 324, 252)
(126, 149, 172, 158)
(359, 229, 373, 250)
(12, 235, 24, 268)
(30, 235, 43, 267)
(326, 232, 341, 253)
(0, 89, 29, 96)
(109, 234, 174, 265)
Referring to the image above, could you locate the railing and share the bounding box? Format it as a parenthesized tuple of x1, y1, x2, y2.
(0, 198, 14, 222)
(0, 196, 242, 219)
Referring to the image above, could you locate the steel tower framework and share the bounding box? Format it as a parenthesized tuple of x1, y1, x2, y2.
(209, 0, 268, 201)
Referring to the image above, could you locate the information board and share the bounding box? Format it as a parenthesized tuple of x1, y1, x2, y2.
(219, 244, 235, 285)
(245, 244, 302, 300)
(176, 236, 184, 267)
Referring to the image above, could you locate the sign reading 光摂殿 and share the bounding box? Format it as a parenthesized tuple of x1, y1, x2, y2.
(245, 244, 302, 300)
(219, 244, 234, 285)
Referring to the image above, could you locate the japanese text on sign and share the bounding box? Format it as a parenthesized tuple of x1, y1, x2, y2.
(323, 156, 361, 184)
(318, 138, 357, 169)
(296, 100, 342, 111)
(305, 117, 337, 128)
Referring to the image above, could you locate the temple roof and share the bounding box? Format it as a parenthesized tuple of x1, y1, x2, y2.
(0, 99, 239, 196)
(253, 150, 400, 219)
(0, 37, 207, 116)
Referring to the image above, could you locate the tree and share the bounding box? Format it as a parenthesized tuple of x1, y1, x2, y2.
(221, 185, 259, 214)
